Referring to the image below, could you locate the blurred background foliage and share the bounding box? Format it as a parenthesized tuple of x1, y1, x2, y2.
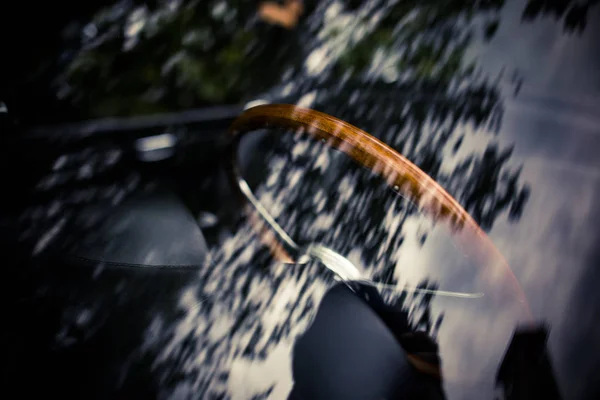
(5, 0, 594, 237)
(51, 0, 595, 117)
(57, 0, 507, 117)
(3, 0, 595, 122)
(3, 0, 597, 262)
(57, 0, 302, 117)
(522, 0, 598, 33)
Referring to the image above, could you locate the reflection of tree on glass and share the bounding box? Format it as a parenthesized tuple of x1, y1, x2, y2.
(7, 0, 598, 398)
(59, 0, 305, 116)
(522, 0, 598, 33)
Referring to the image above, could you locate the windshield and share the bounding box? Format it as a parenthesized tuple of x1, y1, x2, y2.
(3, 1, 600, 399)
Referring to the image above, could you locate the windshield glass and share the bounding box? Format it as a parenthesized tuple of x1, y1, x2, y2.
(3, 1, 599, 399)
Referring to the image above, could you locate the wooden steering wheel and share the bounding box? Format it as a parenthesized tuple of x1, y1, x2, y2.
(227, 104, 530, 312)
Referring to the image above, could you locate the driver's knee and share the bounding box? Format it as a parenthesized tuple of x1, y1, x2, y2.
(291, 283, 446, 399)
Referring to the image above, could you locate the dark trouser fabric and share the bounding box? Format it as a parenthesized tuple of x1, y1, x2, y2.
(290, 283, 445, 399)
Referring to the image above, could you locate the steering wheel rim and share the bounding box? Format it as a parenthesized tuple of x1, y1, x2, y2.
(227, 104, 530, 314)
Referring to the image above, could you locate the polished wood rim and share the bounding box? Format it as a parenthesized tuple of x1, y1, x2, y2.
(228, 104, 530, 314)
